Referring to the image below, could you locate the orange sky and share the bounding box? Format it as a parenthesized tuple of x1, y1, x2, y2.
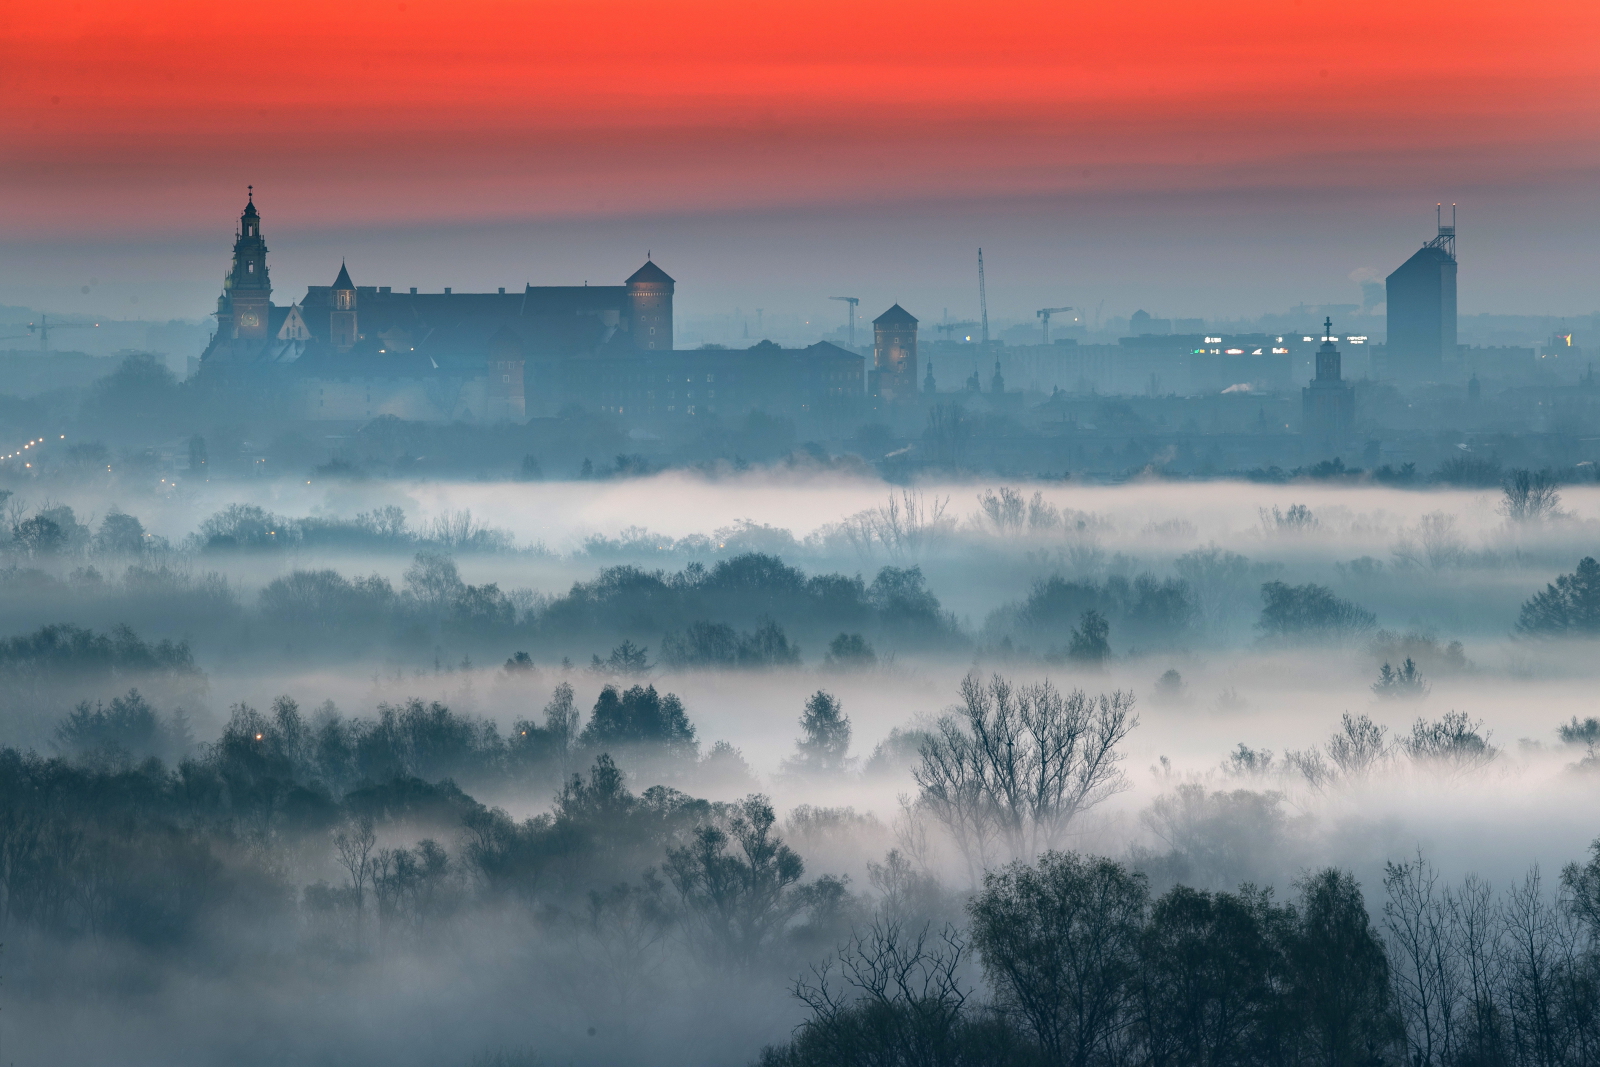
(5, 0, 1597, 232)
(2, 0, 1598, 319)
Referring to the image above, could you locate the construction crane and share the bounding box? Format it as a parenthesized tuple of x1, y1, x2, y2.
(828, 296, 860, 347)
(977, 249, 990, 345)
(935, 320, 981, 340)
(25, 314, 101, 352)
(1036, 306, 1073, 345)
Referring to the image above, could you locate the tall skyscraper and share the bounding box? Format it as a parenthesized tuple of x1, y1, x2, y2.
(1385, 206, 1457, 378)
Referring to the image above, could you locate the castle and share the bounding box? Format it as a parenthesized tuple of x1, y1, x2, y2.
(199, 192, 863, 422)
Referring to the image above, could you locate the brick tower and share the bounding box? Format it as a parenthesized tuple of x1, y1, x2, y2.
(626, 258, 675, 351)
(871, 303, 919, 404)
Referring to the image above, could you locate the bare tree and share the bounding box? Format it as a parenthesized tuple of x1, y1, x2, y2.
(913, 673, 1137, 879)
(1392, 511, 1468, 570)
(1402, 711, 1498, 776)
(912, 717, 999, 885)
(792, 918, 971, 1065)
(1287, 712, 1392, 791)
(1384, 851, 1463, 1067)
(1500, 469, 1564, 524)
(869, 490, 952, 561)
(978, 487, 1028, 534)
(1449, 875, 1510, 1066)
(1501, 866, 1565, 1066)
(1325, 712, 1392, 780)
(333, 815, 377, 917)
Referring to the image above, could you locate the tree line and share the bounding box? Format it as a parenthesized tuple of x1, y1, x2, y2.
(763, 846, 1600, 1067)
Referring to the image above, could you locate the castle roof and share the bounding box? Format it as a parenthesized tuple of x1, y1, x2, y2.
(874, 303, 917, 326)
(626, 259, 674, 285)
(332, 262, 355, 290)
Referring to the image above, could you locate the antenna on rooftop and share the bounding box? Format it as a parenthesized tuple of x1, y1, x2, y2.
(1426, 202, 1457, 258)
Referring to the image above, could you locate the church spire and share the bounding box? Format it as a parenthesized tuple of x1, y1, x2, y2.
(223, 187, 271, 338)
(330, 261, 358, 349)
(1316, 319, 1342, 382)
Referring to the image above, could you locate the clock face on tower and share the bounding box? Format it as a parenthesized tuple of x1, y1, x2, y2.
(240, 312, 260, 328)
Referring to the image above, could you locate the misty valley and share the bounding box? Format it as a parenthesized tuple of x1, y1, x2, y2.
(0, 467, 1596, 1067)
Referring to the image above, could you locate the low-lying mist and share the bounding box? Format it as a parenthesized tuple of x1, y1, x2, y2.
(2, 470, 1599, 1065)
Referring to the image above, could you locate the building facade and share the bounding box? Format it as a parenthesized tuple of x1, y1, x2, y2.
(198, 194, 860, 422)
(1386, 210, 1458, 379)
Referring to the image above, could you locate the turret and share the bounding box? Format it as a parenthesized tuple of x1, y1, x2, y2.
(626, 258, 675, 351)
(329, 261, 358, 350)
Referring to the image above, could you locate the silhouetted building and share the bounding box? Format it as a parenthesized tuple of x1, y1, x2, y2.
(923, 361, 936, 394)
(1303, 318, 1355, 440)
(991, 359, 1005, 394)
(1129, 309, 1171, 335)
(870, 304, 918, 405)
(220, 189, 272, 341)
(1386, 209, 1457, 378)
(198, 194, 858, 422)
(576, 340, 862, 419)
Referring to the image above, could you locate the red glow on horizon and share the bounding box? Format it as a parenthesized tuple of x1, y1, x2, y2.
(2, 0, 1597, 237)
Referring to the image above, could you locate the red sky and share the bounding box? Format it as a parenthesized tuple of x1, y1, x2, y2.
(3, 0, 1598, 324)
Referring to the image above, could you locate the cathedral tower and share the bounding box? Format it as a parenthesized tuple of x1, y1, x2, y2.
(223, 187, 272, 339)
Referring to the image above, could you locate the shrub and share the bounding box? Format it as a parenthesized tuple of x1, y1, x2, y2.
(1258, 581, 1376, 639)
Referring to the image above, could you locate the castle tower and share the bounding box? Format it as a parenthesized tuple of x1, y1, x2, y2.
(991, 358, 1006, 394)
(871, 304, 918, 405)
(329, 262, 358, 350)
(626, 259, 675, 351)
(223, 187, 272, 339)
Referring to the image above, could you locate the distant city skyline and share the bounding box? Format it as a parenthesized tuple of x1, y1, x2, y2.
(3, 0, 1597, 323)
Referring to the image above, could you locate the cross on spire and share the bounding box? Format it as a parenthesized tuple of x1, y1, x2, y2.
(1324, 316, 1333, 338)
(247, 184, 253, 203)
